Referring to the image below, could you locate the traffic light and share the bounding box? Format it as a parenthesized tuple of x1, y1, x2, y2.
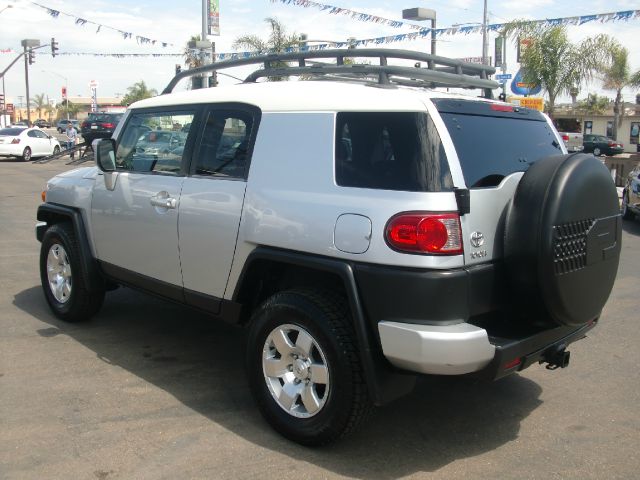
(175, 64, 182, 75)
(28, 48, 35, 65)
(51, 38, 59, 57)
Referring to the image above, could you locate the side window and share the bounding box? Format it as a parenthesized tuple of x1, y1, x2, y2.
(27, 130, 39, 138)
(194, 109, 254, 178)
(35, 130, 48, 139)
(335, 112, 452, 192)
(115, 111, 195, 174)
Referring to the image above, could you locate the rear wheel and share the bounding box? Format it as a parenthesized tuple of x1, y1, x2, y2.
(21, 147, 32, 161)
(246, 289, 372, 446)
(593, 147, 601, 156)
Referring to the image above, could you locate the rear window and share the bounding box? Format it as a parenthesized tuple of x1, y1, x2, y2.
(88, 113, 123, 123)
(435, 100, 562, 188)
(0, 128, 23, 136)
(335, 112, 452, 192)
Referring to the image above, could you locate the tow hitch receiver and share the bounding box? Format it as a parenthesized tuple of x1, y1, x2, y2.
(541, 344, 570, 370)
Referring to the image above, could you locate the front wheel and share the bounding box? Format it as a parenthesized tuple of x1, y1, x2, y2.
(40, 223, 105, 322)
(53, 145, 60, 155)
(622, 192, 635, 220)
(246, 289, 372, 446)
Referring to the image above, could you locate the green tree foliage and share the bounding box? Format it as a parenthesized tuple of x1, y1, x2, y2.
(31, 93, 46, 119)
(503, 23, 611, 118)
(599, 42, 640, 140)
(233, 17, 302, 81)
(577, 93, 610, 115)
(121, 80, 157, 106)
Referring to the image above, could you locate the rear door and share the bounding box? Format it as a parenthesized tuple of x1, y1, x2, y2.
(433, 99, 564, 265)
(178, 104, 260, 311)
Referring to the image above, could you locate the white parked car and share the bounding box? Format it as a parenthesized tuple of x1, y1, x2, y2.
(0, 127, 61, 161)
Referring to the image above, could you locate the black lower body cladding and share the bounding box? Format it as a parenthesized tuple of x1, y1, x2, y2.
(504, 153, 621, 327)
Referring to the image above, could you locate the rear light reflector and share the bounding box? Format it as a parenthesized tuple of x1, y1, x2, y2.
(385, 213, 463, 255)
(102, 123, 115, 129)
(503, 358, 522, 370)
(11, 138, 20, 144)
(81, 122, 90, 128)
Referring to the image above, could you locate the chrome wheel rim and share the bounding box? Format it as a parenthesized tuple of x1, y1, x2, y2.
(46, 243, 72, 303)
(262, 323, 330, 418)
(23, 148, 31, 161)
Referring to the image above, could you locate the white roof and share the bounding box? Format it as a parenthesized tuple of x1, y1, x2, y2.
(131, 81, 485, 113)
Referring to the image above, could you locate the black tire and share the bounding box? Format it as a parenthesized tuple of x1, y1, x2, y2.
(505, 153, 621, 327)
(622, 192, 635, 220)
(593, 147, 601, 156)
(246, 289, 372, 446)
(53, 145, 60, 155)
(21, 147, 32, 162)
(40, 223, 105, 322)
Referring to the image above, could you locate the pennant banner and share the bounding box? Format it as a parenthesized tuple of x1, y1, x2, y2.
(270, 0, 640, 38)
(30, 1, 174, 47)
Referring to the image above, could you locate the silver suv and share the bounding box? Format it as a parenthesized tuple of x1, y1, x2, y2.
(36, 49, 621, 446)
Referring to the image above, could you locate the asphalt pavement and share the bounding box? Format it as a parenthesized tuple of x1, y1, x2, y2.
(1, 158, 639, 480)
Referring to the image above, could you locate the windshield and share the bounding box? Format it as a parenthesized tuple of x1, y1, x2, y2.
(437, 103, 562, 188)
(0, 128, 24, 136)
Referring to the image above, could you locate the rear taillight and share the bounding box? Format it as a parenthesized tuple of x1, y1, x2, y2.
(490, 104, 514, 112)
(561, 134, 569, 141)
(102, 123, 115, 129)
(81, 122, 89, 128)
(385, 212, 463, 255)
(11, 138, 20, 144)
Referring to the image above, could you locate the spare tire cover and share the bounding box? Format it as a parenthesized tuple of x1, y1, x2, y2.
(504, 153, 621, 326)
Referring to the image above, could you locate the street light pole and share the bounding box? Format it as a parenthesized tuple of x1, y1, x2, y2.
(481, 0, 489, 65)
(402, 8, 437, 56)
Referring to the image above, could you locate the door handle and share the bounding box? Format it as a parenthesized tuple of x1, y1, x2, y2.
(150, 195, 177, 209)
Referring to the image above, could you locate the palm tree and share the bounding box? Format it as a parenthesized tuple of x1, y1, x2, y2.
(121, 80, 158, 106)
(44, 103, 54, 123)
(233, 17, 301, 81)
(599, 43, 640, 141)
(577, 93, 610, 116)
(503, 23, 612, 118)
(31, 93, 46, 119)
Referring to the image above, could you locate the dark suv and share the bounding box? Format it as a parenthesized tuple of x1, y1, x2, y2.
(80, 112, 124, 146)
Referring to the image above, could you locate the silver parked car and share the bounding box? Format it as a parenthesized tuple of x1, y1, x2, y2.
(35, 49, 621, 446)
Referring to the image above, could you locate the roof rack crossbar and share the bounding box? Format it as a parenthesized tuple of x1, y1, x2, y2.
(162, 48, 498, 95)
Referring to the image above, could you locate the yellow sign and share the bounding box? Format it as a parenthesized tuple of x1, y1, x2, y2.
(510, 96, 544, 112)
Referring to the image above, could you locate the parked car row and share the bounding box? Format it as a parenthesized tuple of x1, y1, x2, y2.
(558, 131, 625, 157)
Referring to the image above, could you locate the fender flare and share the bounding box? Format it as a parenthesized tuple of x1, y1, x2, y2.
(37, 203, 104, 292)
(233, 247, 416, 406)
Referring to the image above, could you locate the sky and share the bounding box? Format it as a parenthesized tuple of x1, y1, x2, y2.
(1, 0, 639, 108)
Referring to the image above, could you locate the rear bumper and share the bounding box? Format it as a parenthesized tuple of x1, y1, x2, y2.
(378, 318, 596, 378)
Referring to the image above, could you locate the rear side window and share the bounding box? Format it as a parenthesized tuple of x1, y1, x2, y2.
(435, 100, 562, 188)
(0, 128, 24, 136)
(335, 112, 452, 192)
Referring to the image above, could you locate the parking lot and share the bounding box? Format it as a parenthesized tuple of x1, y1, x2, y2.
(1, 158, 639, 480)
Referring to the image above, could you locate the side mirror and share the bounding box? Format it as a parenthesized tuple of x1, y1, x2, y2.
(95, 138, 117, 172)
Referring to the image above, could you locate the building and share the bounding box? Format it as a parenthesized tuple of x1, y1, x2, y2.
(7, 96, 124, 124)
(553, 95, 640, 153)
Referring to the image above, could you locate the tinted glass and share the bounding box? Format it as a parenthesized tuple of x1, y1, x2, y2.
(335, 112, 452, 192)
(440, 113, 562, 187)
(115, 111, 195, 174)
(194, 109, 254, 178)
(0, 128, 24, 136)
(88, 113, 123, 123)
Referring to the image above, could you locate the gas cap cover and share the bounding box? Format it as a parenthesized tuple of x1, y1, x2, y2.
(334, 214, 372, 254)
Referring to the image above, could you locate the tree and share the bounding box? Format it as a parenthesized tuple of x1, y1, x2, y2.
(577, 93, 610, 116)
(503, 23, 612, 118)
(31, 93, 46, 119)
(233, 17, 302, 81)
(121, 80, 157, 106)
(44, 103, 54, 122)
(61, 101, 81, 119)
(599, 42, 640, 140)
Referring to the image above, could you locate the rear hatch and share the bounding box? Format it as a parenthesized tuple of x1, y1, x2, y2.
(82, 113, 123, 135)
(432, 98, 565, 265)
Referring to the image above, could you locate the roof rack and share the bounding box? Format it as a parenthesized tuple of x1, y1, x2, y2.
(162, 48, 499, 98)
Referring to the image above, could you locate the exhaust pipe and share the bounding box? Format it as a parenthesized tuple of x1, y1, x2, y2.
(541, 344, 570, 370)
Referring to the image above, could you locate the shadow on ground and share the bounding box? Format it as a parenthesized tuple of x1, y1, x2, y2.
(15, 285, 543, 479)
(622, 216, 640, 235)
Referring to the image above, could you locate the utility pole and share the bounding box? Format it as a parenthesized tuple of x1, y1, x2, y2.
(21, 39, 40, 125)
(481, 0, 489, 65)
